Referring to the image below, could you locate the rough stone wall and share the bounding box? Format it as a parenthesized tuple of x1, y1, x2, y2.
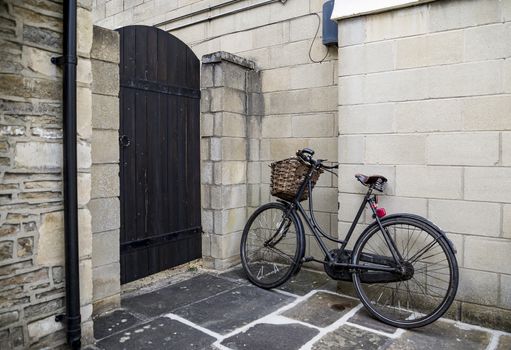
(90, 26, 121, 316)
(94, 0, 340, 262)
(337, 0, 511, 330)
(0, 0, 95, 348)
(201, 52, 261, 269)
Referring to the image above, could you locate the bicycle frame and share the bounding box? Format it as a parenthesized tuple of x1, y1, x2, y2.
(284, 165, 403, 274)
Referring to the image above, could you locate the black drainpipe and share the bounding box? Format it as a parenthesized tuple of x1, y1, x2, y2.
(51, 0, 81, 348)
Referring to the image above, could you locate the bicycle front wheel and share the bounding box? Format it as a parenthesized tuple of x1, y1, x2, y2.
(240, 202, 304, 289)
(352, 216, 458, 328)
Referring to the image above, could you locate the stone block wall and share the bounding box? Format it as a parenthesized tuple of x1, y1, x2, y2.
(90, 26, 121, 316)
(337, 0, 511, 330)
(201, 52, 262, 269)
(94, 0, 340, 262)
(0, 0, 95, 348)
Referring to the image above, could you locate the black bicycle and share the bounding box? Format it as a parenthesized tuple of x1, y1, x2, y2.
(240, 148, 459, 329)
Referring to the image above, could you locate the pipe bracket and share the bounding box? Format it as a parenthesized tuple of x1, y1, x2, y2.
(51, 55, 78, 66)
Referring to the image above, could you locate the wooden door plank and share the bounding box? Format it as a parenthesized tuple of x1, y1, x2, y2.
(157, 30, 168, 82)
(124, 27, 136, 79)
(134, 91, 147, 241)
(146, 91, 161, 236)
(147, 27, 158, 82)
(160, 93, 169, 233)
(175, 97, 187, 231)
(167, 37, 187, 87)
(135, 26, 148, 81)
(185, 48, 200, 89)
(167, 95, 178, 234)
(146, 91, 161, 275)
(126, 91, 137, 243)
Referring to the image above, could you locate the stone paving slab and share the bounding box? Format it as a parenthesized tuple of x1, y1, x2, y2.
(347, 308, 398, 334)
(282, 292, 359, 328)
(277, 269, 337, 296)
(221, 323, 319, 350)
(497, 334, 511, 350)
(385, 321, 492, 350)
(312, 324, 391, 350)
(172, 285, 293, 334)
(93, 309, 143, 340)
(218, 267, 251, 284)
(124, 274, 240, 318)
(96, 317, 216, 350)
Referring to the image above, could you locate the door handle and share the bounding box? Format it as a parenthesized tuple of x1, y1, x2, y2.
(120, 135, 131, 147)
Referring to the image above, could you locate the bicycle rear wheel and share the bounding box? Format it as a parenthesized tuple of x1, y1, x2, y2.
(352, 216, 458, 328)
(240, 202, 304, 289)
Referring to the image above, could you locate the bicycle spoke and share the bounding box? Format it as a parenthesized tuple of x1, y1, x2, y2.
(409, 238, 440, 263)
(265, 245, 295, 263)
(411, 276, 446, 299)
(425, 273, 450, 285)
(404, 226, 418, 259)
(404, 280, 415, 313)
(406, 227, 424, 260)
(366, 239, 389, 258)
(413, 260, 448, 273)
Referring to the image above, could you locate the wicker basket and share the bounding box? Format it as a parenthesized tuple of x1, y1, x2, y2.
(270, 157, 322, 202)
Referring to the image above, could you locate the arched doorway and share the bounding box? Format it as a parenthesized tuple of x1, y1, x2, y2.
(117, 25, 201, 284)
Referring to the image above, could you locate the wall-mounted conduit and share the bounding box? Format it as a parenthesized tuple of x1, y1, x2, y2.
(156, 0, 287, 31)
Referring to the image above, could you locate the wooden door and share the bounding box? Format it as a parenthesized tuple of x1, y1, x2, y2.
(118, 25, 201, 284)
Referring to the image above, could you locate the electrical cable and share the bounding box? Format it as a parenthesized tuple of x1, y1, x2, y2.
(308, 13, 330, 64)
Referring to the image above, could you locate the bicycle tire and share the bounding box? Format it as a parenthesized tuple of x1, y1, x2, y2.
(240, 202, 304, 289)
(352, 215, 459, 328)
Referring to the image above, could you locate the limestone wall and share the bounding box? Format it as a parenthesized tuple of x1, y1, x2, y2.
(0, 0, 95, 348)
(200, 52, 262, 269)
(337, 0, 511, 330)
(94, 0, 340, 265)
(90, 26, 121, 316)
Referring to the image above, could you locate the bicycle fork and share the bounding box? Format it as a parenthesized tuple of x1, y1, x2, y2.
(264, 212, 292, 248)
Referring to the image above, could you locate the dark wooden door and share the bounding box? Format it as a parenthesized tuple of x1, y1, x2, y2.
(118, 25, 201, 284)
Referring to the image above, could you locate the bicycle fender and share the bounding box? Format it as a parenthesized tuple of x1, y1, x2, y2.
(364, 213, 457, 255)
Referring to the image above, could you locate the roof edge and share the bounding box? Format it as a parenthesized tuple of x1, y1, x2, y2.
(331, 0, 438, 21)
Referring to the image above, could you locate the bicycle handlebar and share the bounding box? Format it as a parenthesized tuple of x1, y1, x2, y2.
(321, 163, 339, 170)
(296, 148, 338, 170)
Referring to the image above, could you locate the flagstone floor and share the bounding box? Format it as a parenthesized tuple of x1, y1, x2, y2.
(88, 268, 510, 350)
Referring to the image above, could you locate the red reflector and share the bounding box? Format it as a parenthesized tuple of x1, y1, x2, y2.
(376, 208, 386, 218)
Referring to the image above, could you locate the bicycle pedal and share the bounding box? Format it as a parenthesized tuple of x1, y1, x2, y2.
(302, 256, 314, 262)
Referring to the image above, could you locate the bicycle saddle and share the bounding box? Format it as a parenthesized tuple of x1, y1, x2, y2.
(355, 174, 388, 187)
